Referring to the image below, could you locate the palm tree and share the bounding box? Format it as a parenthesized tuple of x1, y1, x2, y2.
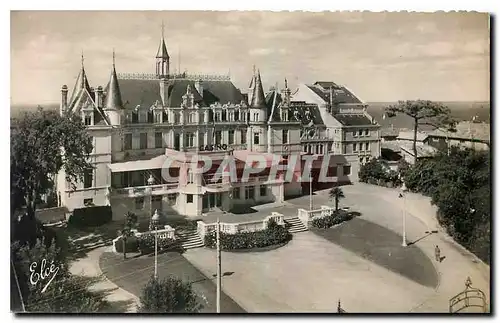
(329, 187, 345, 212)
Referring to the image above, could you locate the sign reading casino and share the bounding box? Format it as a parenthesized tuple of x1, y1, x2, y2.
(199, 144, 228, 152)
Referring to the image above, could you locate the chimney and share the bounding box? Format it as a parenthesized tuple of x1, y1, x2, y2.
(329, 86, 333, 113)
(60, 85, 68, 115)
(96, 86, 103, 108)
(195, 80, 203, 97)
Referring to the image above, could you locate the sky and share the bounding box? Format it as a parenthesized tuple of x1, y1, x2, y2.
(10, 11, 490, 105)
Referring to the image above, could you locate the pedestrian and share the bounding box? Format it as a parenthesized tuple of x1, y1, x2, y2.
(435, 245, 441, 262)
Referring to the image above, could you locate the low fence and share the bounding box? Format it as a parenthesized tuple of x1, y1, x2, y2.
(112, 225, 176, 253)
(297, 205, 335, 228)
(35, 206, 69, 224)
(197, 212, 285, 239)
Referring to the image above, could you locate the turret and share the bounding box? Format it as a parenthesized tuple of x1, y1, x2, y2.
(103, 50, 124, 125)
(156, 21, 170, 78)
(249, 69, 267, 122)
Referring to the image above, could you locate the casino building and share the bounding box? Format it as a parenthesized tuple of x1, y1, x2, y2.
(56, 27, 372, 219)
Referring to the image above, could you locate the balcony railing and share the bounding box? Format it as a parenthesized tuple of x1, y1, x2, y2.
(112, 183, 178, 196)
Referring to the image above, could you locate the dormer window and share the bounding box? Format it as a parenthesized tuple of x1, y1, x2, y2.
(162, 111, 168, 123)
(131, 111, 139, 123)
(84, 114, 93, 126)
(147, 111, 154, 123)
(154, 112, 162, 124)
(253, 112, 259, 122)
(281, 110, 288, 121)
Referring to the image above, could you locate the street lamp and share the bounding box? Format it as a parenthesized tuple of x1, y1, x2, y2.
(152, 209, 160, 279)
(147, 174, 155, 217)
(399, 181, 408, 247)
(309, 163, 313, 211)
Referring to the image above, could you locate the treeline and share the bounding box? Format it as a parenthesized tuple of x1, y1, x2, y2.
(404, 147, 490, 264)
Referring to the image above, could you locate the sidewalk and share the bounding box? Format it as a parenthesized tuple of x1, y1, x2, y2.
(351, 183, 490, 312)
(69, 246, 140, 313)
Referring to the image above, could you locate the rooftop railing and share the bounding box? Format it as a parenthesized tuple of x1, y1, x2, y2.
(117, 72, 231, 81)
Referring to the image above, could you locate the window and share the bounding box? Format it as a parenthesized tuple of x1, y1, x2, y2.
(234, 111, 239, 121)
(167, 193, 176, 205)
(228, 111, 234, 122)
(84, 198, 93, 206)
(228, 130, 235, 145)
(222, 110, 227, 121)
(253, 132, 260, 145)
(281, 110, 288, 121)
(155, 132, 163, 148)
(343, 165, 351, 175)
(353, 131, 358, 137)
(353, 143, 357, 152)
(343, 144, 347, 154)
(215, 131, 222, 145)
(315, 145, 320, 154)
(124, 133, 132, 150)
(154, 113, 162, 124)
(163, 111, 168, 123)
(232, 188, 240, 199)
(365, 142, 370, 151)
(215, 112, 221, 122)
(187, 113, 195, 124)
(241, 129, 247, 144)
(83, 168, 93, 188)
(147, 111, 154, 123)
(358, 130, 363, 137)
(140, 133, 148, 149)
(253, 112, 259, 122)
(365, 129, 369, 136)
(135, 197, 144, 210)
(185, 133, 195, 147)
(260, 185, 266, 197)
(187, 194, 193, 203)
(174, 113, 180, 124)
(282, 129, 288, 144)
(84, 114, 92, 126)
(132, 111, 139, 123)
(303, 145, 307, 153)
(188, 171, 194, 184)
(245, 186, 255, 199)
(319, 145, 324, 154)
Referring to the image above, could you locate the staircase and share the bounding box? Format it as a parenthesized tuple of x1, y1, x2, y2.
(176, 229, 204, 250)
(285, 217, 308, 234)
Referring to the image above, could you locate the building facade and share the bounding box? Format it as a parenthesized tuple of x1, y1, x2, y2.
(56, 30, 360, 219)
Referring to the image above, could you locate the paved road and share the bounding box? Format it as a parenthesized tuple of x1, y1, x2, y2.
(183, 183, 490, 313)
(99, 251, 245, 313)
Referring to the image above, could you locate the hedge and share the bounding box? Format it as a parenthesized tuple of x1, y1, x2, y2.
(137, 233, 177, 255)
(311, 211, 354, 229)
(114, 236, 139, 253)
(68, 205, 112, 228)
(204, 220, 292, 250)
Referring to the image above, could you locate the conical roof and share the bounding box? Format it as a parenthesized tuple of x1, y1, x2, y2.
(156, 38, 169, 59)
(104, 64, 124, 110)
(68, 65, 92, 109)
(250, 70, 266, 109)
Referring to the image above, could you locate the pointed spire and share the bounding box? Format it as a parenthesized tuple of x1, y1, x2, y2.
(285, 78, 288, 89)
(104, 50, 124, 110)
(68, 51, 92, 109)
(156, 20, 169, 59)
(251, 69, 266, 109)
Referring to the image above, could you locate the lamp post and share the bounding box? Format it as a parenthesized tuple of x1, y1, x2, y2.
(152, 209, 160, 279)
(147, 174, 155, 216)
(309, 163, 313, 211)
(400, 181, 408, 247)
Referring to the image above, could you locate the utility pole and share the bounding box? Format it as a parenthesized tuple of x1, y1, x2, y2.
(309, 163, 313, 211)
(216, 218, 221, 313)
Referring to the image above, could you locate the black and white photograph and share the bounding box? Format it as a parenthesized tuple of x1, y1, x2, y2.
(9, 9, 491, 314)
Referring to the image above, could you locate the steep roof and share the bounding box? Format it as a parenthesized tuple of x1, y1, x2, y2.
(290, 101, 324, 126)
(334, 114, 373, 126)
(156, 38, 169, 59)
(104, 65, 124, 110)
(397, 131, 428, 142)
(265, 90, 282, 122)
(250, 70, 266, 109)
(306, 83, 362, 104)
(68, 67, 92, 110)
(116, 77, 246, 109)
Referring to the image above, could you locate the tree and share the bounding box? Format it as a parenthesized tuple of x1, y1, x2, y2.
(385, 100, 455, 164)
(138, 276, 202, 313)
(358, 158, 389, 183)
(11, 237, 109, 313)
(119, 212, 138, 259)
(11, 108, 93, 241)
(329, 187, 345, 211)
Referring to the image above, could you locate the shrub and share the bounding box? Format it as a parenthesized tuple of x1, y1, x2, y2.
(204, 219, 292, 250)
(139, 276, 202, 313)
(68, 205, 112, 228)
(114, 236, 139, 253)
(137, 233, 176, 255)
(311, 211, 354, 229)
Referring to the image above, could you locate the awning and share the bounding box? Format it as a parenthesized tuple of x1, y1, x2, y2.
(108, 155, 180, 173)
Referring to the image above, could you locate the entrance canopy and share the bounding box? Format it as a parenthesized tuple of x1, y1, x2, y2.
(107, 155, 181, 173)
